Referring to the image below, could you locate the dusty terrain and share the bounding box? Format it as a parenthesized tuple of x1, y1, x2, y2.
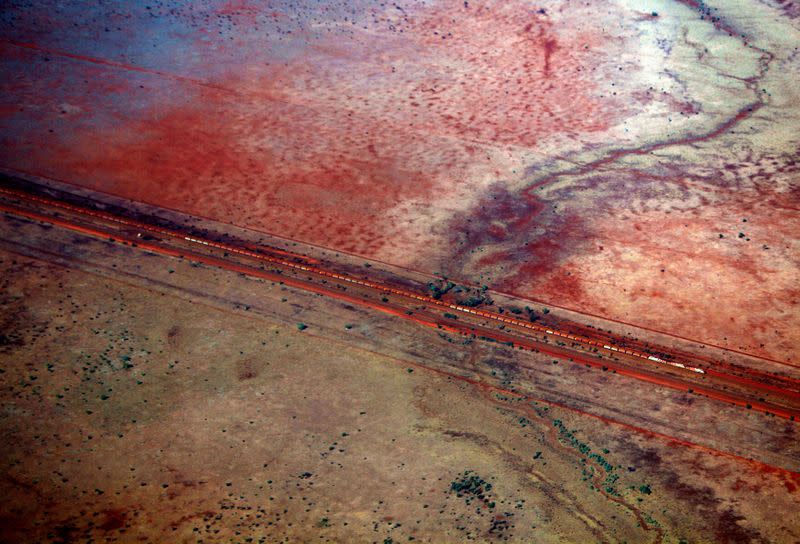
(1, 0, 799, 362)
(1, 0, 799, 542)
(1, 209, 799, 543)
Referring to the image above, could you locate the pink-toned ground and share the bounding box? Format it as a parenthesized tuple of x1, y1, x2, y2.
(1, 0, 798, 361)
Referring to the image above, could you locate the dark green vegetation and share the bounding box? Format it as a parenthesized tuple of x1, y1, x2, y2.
(450, 471, 496, 510)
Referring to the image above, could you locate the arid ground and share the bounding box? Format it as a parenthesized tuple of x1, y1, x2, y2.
(1, 0, 800, 542)
(2, 0, 799, 362)
(1, 232, 799, 543)
(1, 198, 798, 543)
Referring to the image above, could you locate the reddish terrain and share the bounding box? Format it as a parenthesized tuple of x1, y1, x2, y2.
(1, 1, 627, 254)
(1, 0, 798, 359)
(2, 2, 800, 542)
(1, 194, 799, 542)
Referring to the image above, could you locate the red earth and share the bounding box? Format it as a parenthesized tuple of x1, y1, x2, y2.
(2, 0, 798, 361)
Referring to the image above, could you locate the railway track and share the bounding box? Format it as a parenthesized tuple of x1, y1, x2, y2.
(1, 181, 799, 422)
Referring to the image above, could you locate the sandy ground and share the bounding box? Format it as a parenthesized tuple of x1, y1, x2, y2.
(1, 234, 798, 543)
(1, 0, 798, 362)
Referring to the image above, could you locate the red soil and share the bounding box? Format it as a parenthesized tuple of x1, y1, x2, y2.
(1, 0, 629, 260)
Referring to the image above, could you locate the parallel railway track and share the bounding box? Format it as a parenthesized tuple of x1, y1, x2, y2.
(1, 182, 799, 421)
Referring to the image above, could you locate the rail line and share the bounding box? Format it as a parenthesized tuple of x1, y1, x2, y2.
(1, 184, 799, 422)
(0, 186, 706, 374)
